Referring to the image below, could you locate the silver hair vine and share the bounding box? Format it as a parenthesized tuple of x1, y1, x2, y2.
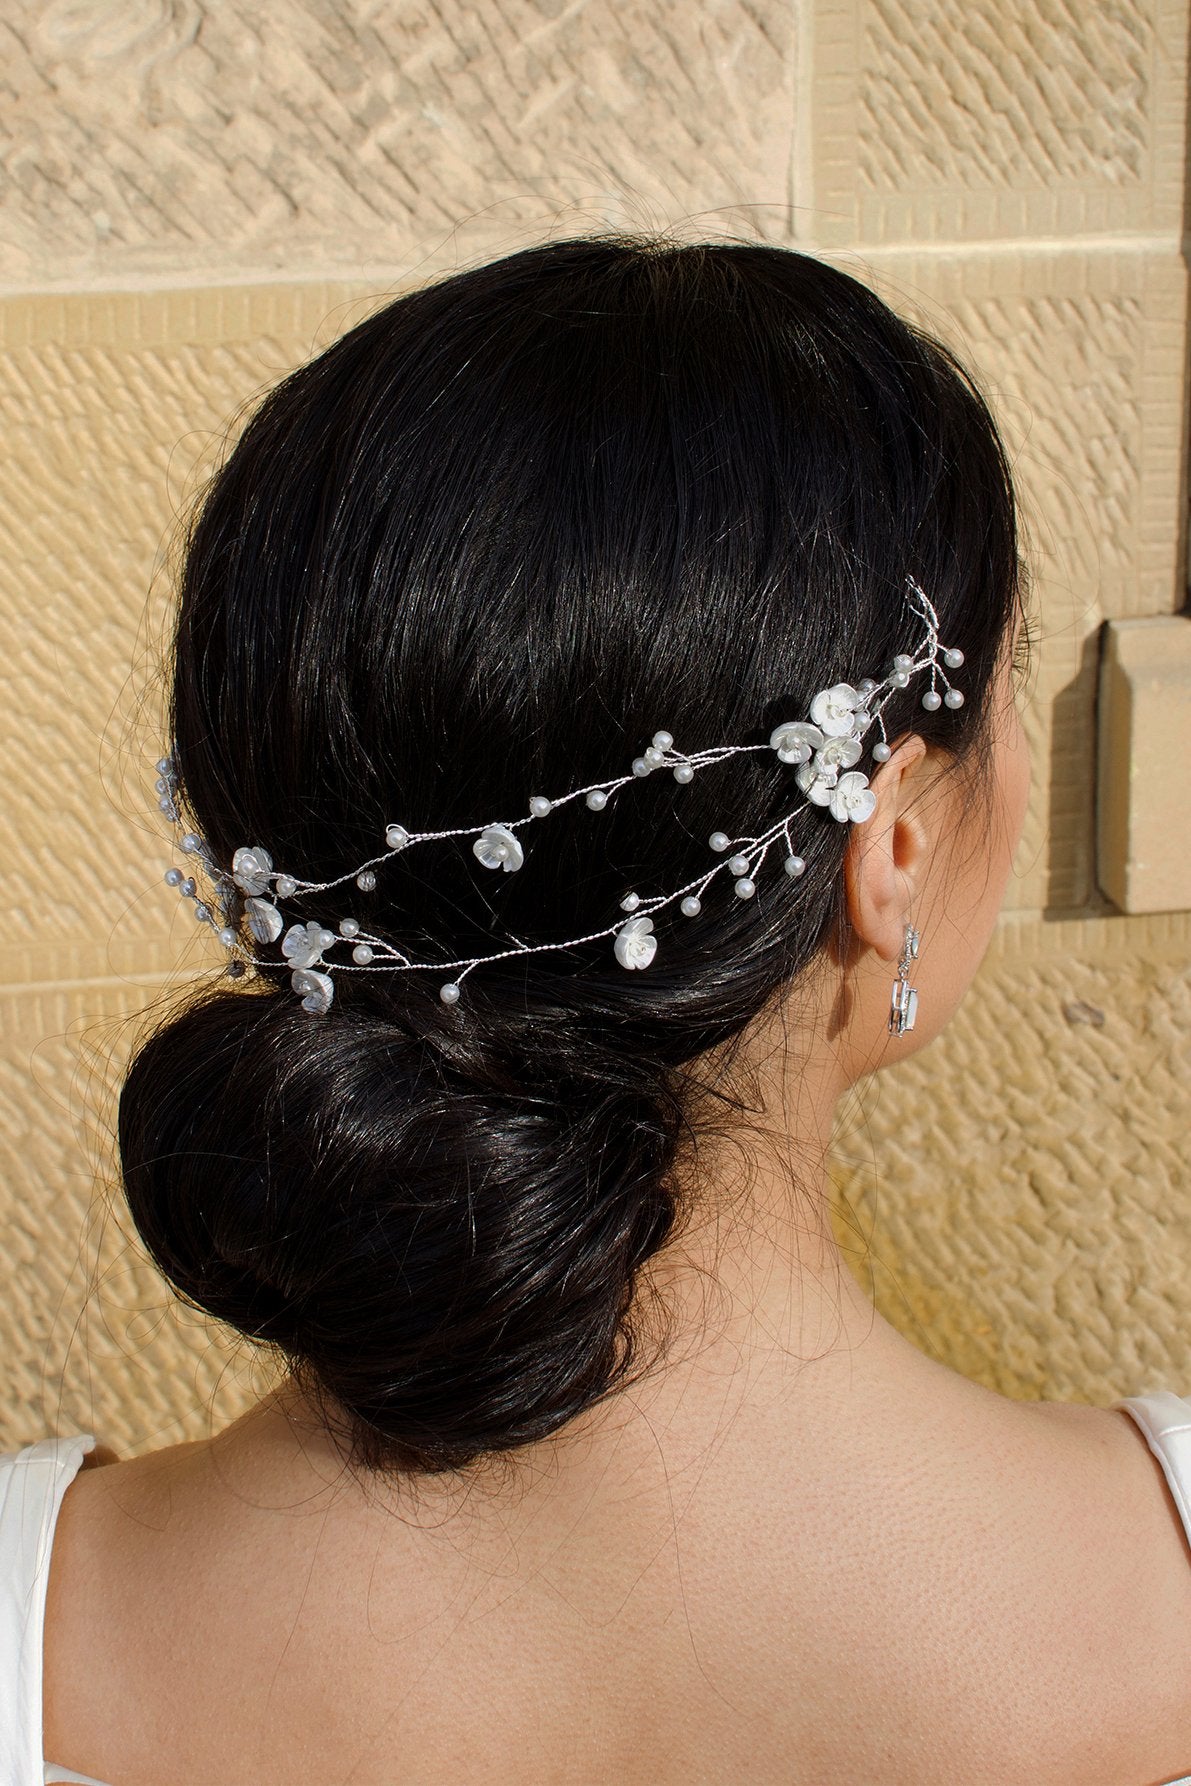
(150, 576, 965, 1017)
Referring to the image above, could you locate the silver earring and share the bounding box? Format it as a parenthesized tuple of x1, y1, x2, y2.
(888, 922, 920, 1034)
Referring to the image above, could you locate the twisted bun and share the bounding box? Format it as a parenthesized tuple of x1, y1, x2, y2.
(119, 982, 684, 1473)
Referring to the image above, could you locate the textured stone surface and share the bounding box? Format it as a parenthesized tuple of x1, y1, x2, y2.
(808, 0, 1188, 245)
(0, 0, 795, 291)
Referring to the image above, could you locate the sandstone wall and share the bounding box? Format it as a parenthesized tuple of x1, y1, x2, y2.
(1, 0, 1187, 1448)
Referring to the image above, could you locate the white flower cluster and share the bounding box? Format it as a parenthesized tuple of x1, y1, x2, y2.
(152, 577, 963, 1014)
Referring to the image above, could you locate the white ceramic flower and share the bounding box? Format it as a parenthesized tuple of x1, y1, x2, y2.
(769, 720, 825, 765)
(291, 966, 334, 1015)
(245, 896, 284, 944)
(473, 824, 525, 872)
(231, 844, 274, 897)
(814, 733, 863, 775)
(614, 914, 657, 970)
(809, 682, 865, 739)
(796, 760, 837, 805)
(281, 919, 339, 970)
(829, 771, 877, 824)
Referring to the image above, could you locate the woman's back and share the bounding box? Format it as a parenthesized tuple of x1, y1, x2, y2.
(40, 1302, 1191, 1785)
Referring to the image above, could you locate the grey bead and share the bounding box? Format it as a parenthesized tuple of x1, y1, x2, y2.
(872, 742, 892, 762)
(528, 797, 552, 818)
(890, 669, 910, 689)
(620, 892, 640, 911)
(680, 895, 701, 916)
(944, 687, 964, 708)
(784, 855, 805, 878)
(275, 875, 297, 897)
(180, 877, 196, 898)
(439, 981, 461, 1004)
(339, 917, 360, 938)
(586, 789, 608, 810)
(894, 653, 913, 671)
(181, 832, 203, 853)
(673, 763, 694, 783)
(194, 903, 211, 922)
(728, 854, 749, 876)
(356, 870, 377, 892)
(921, 689, 942, 711)
(943, 648, 964, 668)
(632, 757, 650, 776)
(218, 928, 237, 947)
(164, 867, 183, 887)
(652, 731, 674, 751)
(386, 824, 411, 848)
(734, 878, 756, 899)
(352, 943, 374, 964)
(226, 960, 246, 978)
(156, 757, 172, 776)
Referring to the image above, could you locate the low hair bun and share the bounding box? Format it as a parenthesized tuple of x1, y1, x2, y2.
(118, 981, 685, 1475)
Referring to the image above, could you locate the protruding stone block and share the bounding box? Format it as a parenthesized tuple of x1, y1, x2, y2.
(1097, 614, 1191, 912)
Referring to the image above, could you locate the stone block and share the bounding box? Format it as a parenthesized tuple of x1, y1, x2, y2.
(1097, 613, 1191, 913)
(0, 0, 796, 292)
(805, 0, 1188, 247)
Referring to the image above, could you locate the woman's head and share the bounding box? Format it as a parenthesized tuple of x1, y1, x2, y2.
(119, 233, 1028, 1478)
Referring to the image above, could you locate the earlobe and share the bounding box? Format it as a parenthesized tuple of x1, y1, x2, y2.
(842, 736, 931, 964)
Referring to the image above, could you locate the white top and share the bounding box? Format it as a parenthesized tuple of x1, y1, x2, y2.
(3, 1397, 1191, 1784)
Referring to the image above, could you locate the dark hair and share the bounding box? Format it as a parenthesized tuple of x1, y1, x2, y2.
(118, 232, 1025, 1478)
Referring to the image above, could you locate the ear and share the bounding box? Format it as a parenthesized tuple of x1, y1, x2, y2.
(842, 734, 935, 964)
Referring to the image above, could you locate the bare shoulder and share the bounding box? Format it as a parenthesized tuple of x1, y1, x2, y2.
(1009, 1397, 1191, 1779)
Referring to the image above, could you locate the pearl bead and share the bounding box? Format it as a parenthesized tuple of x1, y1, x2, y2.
(439, 982, 460, 1004)
(528, 796, 552, 818)
(356, 870, 377, 892)
(708, 832, 730, 852)
(164, 867, 182, 887)
(194, 903, 211, 922)
(218, 927, 236, 947)
(943, 647, 964, 668)
(156, 757, 172, 776)
(944, 687, 964, 709)
(181, 833, 202, 853)
(352, 943, 374, 964)
(894, 653, 913, 671)
(921, 689, 942, 711)
(180, 877, 196, 898)
(680, 895, 701, 916)
(872, 741, 892, 762)
(276, 875, 297, 897)
(784, 855, 805, 877)
(728, 854, 749, 876)
(620, 892, 640, 911)
(632, 757, 650, 776)
(157, 795, 174, 814)
(154, 776, 168, 795)
(889, 669, 910, 689)
(386, 824, 410, 849)
(161, 801, 178, 822)
(858, 678, 877, 696)
(339, 917, 360, 938)
(652, 731, 673, 751)
(643, 746, 664, 767)
(734, 877, 755, 899)
(673, 762, 694, 783)
(586, 788, 608, 810)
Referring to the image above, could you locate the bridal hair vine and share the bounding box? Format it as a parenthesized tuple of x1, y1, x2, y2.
(150, 576, 964, 1016)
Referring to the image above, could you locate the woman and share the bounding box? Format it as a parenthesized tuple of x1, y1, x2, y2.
(5, 234, 1190, 1785)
